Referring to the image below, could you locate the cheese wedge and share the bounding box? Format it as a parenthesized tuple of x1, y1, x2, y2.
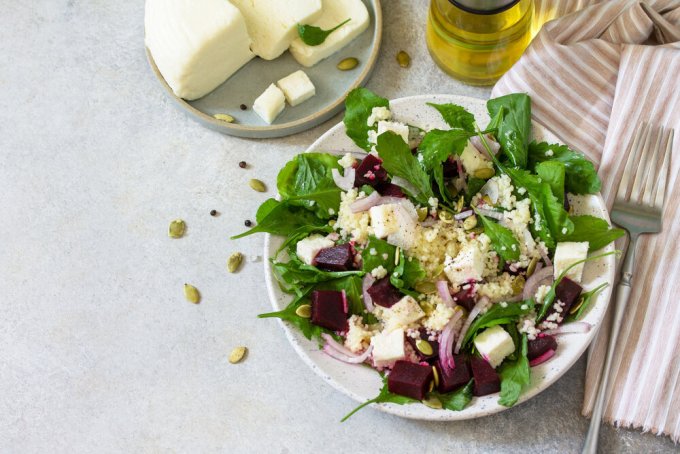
(289, 0, 370, 67)
(230, 0, 323, 61)
(145, 0, 254, 100)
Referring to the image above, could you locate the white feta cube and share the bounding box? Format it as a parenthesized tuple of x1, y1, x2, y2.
(553, 241, 589, 283)
(253, 83, 286, 124)
(338, 153, 357, 169)
(368, 202, 418, 250)
(473, 325, 515, 368)
(371, 328, 405, 368)
(460, 141, 492, 175)
(444, 244, 486, 285)
(366, 106, 392, 127)
(377, 121, 410, 145)
(276, 70, 316, 107)
(296, 234, 334, 265)
(380, 296, 425, 333)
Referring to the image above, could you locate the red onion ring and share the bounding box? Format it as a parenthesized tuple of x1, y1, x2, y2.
(540, 247, 553, 267)
(475, 207, 504, 220)
(470, 134, 501, 159)
(331, 167, 356, 192)
(439, 306, 465, 373)
(323, 344, 374, 364)
(454, 210, 474, 220)
(362, 274, 376, 312)
(349, 191, 381, 212)
(522, 266, 554, 301)
(529, 348, 556, 367)
(436, 280, 454, 307)
(454, 296, 490, 354)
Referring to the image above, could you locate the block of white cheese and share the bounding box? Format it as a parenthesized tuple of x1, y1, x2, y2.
(230, 0, 323, 60)
(460, 141, 493, 175)
(473, 325, 515, 368)
(145, 0, 254, 100)
(380, 296, 426, 333)
(253, 84, 286, 124)
(377, 121, 410, 145)
(553, 241, 589, 283)
(276, 70, 316, 107)
(371, 328, 405, 368)
(369, 201, 418, 250)
(296, 234, 335, 265)
(289, 0, 370, 67)
(444, 244, 486, 285)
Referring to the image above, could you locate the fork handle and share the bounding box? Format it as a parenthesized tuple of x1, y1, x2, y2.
(582, 235, 637, 454)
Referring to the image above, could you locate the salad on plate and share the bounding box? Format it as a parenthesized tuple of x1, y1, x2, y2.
(233, 88, 623, 418)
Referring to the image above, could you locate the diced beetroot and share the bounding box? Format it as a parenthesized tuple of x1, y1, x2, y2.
(470, 357, 501, 396)
(376, 182, 406, 198)
(367, 277, 403, 308)
(442, 157, 459, 178)
(555, 277, 582, 315)
(436, 355, 471, 393)
(313, 243, 354, 271)
(354, 154, 388, 187)
(407, 330, 439, 362)
(310, 290, 348, 332)
(528, 335, 558, 361)
(387, 361, 434, 401)
(452, 287, 476, 311)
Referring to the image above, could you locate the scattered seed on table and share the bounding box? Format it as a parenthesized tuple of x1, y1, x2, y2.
(168, 219, 186, 238)
(213, 113, 234, 123)
(396, 50, 411, 68)
(337, 57, 359, 71)
(249, 179, 266, 192)
(239, 104, 247, 111)
(244, 219, 252, 227)
(229, 346, 248, 364)
(184, 283, 200, 304)
(210, 209, 218, 217)
(238, 161, 247, 169)
(227, 252, 243, 273)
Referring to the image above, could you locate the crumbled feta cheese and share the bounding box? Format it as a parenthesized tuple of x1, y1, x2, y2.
(545, 149, 554, 157)
(371, 265, 388, 279)
(473, 325, 515, 368)
(428, 197, 439, 209)
(334, 189, 372, 243)
(561, 227, 568, 235)
(517, 187, 527, 195)
(328, 208, 336, 216)
(382, 253, 389, 260)
(534, 284, 551, 305)
(338, 153, 357, 169)
(518, 312, 540, 340)
(369, 248, 377, 256)
(366, 106, 392, 127)
(377, 120, 410, 144)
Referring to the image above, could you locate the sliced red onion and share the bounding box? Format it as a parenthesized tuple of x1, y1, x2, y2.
(349, 191, 381, 212)
(542, 322, 591, 335)
(331, 167, 356, 192)
(439, 306, 465, 372)
(529, 348, 556, 367)
(471, 134, 501, 159)
(454, 296, 490, 354)
(321, 333, 355, 356)
(475, 207, 504, 220)
(454, 209, 474, 220)
(362, 274, 376, 312)
(391, 176, 419, 197)
(436, 280, 454, 307)
(522, 266, 554, 301)
(323, 344, 374, 364)
(540, 247, 553, 267)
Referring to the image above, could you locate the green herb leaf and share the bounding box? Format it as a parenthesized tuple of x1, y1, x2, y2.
(427, 103, 476, 132)
(462, 301, 534, 348)
(528, 141, 601, 194)
(418, 128, 472, 202)
(361, 236, 397, 275)
(343, 88, 390, 152)
(558, 215, 626, 251)
(341, 374, 418, 421)
(465, 177, 486, 204)
(435, 380, 474, 411)
(376, 131, 434, 204)
(476, 212, 520, 263)
(231, 199, 327, 239)
(535, 161, 566, 204)
(276, 225, 334, 257)
(498, 334, 530, 407)
(390, 249, 426, 290)
(316, 275, 365, 316)
(487, 94, 531, 169)
(297, 18, 350, 46)
(258, 290, 334, 342)
(565, 282, 608, 321)
(272, 254, 363, 294)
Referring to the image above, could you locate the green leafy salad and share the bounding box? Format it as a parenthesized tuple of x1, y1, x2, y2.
(233, 88, 623, 419)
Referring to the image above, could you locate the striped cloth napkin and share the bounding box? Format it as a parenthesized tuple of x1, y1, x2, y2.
(491, 0, 680, 442)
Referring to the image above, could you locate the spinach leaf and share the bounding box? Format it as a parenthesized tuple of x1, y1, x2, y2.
(427, 103, 476, 132)
(435, 380, 474, 411)
(231, 199, 327, 239)
(487, 94, 531, 169)
(462, 301, 534, 348)
(297, 18, 350, 46)
(272, 254, 363, 294)
(535, 161, 566, 204)
(528, 142, 601, 194)
(376, 131, 434, 204)
(277, 153, 342, 219)
(316, 275, 365, 316)
(565, 282, 608, 321)
(465, 177, 486, 204)
(418, 128, 471, 202)
(341, 374, 418, 421)
(276, 225, 334, 256)
(361, 236, 396, 275)
(476, 212, 520, 263)
(498, 334, 530, 407)
(558, 215, 625, 251)
(344, 88, 390, 151)
(259, 290, 334, 342)
(390, 249, 426, 290)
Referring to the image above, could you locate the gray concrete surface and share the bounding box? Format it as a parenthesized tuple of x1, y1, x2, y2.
(0, 0, 677, 452)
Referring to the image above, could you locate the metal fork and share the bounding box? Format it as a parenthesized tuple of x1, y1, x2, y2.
(582, 124, 674, 454)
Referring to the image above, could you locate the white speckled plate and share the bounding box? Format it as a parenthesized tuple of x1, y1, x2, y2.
(264, 94, 616, 420)
(146, 0, 382, 139)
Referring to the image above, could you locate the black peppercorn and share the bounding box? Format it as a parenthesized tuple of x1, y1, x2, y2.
(239, 161, 247, 169)
(239, 104, 247, 111)
(244, 219, 252, 227)
(210, 210, 218, 217)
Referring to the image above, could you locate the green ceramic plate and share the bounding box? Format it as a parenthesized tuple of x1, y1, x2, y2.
(146, 0, 382, 138)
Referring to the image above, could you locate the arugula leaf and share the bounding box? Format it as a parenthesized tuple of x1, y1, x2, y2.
(418, 129, 471, 170)
(341, 374, 418, 421)
(231, 199, 327, 239)
(344, 88, 390, 152)
(272, 254, 363, 294)
(565, 282, 608, 322)
(390, 249, 426, 290)
(361, 236, 396, 275)
(528, 141, 601, 194)
(465, 177, 486, 204)
(558, 215, 625, 251)
(297, 18, 350, 46)
(498, 334, 530, 407)
(462, 301, 534, 348)
(427, 103, 476, 132)
(486, 106, 504, 132)
(277, 153, 342, 219)
(535, 161, 566, 204)
(435, 380, 474, 411)
(259, 290, 334, 342)
(487, 94, 531, 169)
(376, 131, 434, 204)
(476, 212, 520, 263)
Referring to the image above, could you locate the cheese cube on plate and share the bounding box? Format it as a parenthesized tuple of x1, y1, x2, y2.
(276, 70, 316, 107)
(444, 244, 485, 285)
(253, 84, 286, 124)
(380, 296, 426, 333)
(371, 328, 405, 368)
(296, 234, 335, 265)
(369, 202, 418, 250)
(145, 0, 254, 100)
(473, 325, 515, 368)
(553, 241, 589, 283)
(289, 0, 370, 67)
(460, 141, 493, 175)
(230, 0, 323, 60)
(377, 121, 410, 145)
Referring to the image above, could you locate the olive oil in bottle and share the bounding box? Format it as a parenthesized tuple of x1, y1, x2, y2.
(426, 0, 533, 86)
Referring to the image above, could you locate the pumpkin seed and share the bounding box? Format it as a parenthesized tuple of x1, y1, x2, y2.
(249, 179, 267, 192)
(229, 346, 247, 364)
(422, 395, 442, 409)
(394, 247, 401, 266)
(417, 206, 429, 222)
(455, 196, 465, 213)
(227, 252, 243, 273)
(526, 256, 539, 277)
(512, 275, 526, 295)
(396, 50, 411, 68)
(438, 210, 454, 223)
(419, 300, 435, 316)
(414, 281, 437, 294)
(570, 296, 585, 314)
(416, 339, 433, 356)
(463, 214, 477, 230)
(432, 365, 440, 388)
(295, 304, 312, 318)
(482, 195, 494, 205)
(474, 167, 495, 179)
(213, 113, 234, 123)
(337, 57, 359, 71)
(168, 219, 186, 238)
(184, 283, 200, 304)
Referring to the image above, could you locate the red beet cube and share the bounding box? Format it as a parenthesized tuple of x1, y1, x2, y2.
(377, 182, 406, 198)
(452, 288, 476, 312)
(442, 158, 459, 178)
(311, 290, 348, 332)
(354, 154, 387, 187)
(554, 277, 582, 316)
(470, 357, 501, 396)
(313, 243, 354, 271)
(436, 355, 471, 393)
(388, 361, 434, 401)
(528, 335, 558, 361)
(367, 277, 403, 308)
